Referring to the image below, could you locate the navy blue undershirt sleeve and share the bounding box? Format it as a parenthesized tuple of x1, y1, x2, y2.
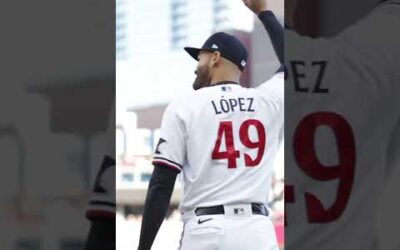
(85, 220, 115, 250)
(258, 10, 284, 67)
(138, 164, 179, 250)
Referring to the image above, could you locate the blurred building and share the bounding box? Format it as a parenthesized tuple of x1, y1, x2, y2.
(116, 0, 128, 60)
(170, 0, 253, 50)
(116, 0, 254, 61)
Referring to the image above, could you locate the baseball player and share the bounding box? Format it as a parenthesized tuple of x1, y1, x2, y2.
(284, 0, 400, 249)
(137, 1, 284, 249)
(85, 101, 115, 250)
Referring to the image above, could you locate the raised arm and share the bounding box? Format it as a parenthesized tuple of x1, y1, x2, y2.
(243, 0, 284, 66)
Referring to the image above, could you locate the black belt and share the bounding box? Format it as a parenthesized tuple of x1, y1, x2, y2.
(195, 203, 269, 217)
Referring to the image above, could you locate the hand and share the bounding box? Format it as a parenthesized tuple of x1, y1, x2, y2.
(242, 0, 268, 14)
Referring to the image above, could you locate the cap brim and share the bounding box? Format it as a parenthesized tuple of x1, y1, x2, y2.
(184, 47, 202, 61)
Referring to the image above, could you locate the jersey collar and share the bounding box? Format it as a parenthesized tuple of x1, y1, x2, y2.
(211, 81, 240, 87)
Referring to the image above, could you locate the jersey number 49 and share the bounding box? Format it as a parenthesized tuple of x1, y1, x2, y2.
(212, 119, 266, 168)
(286, 112, 356, 224)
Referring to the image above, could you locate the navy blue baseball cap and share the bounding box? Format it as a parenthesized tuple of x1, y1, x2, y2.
(184, 32, 248, 71)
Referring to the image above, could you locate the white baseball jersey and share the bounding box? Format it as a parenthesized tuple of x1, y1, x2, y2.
(285, 1, 400, 249)
(153, 72, 284, 214)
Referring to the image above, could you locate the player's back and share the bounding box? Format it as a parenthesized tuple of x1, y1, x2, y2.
(173, 73, 283, 213)
(285, 2, 400, 249)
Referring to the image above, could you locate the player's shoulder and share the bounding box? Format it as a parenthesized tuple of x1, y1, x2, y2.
(166, 83, 251, 115)
(163, 90, 201, 118)
(270, 71, 285, 81)
(258, 72, 284, 89)
(256, 72, 284, 107)
(167, 85, 228, 107)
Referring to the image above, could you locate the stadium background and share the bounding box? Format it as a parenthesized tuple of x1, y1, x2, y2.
(115, 0, 284, 249)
